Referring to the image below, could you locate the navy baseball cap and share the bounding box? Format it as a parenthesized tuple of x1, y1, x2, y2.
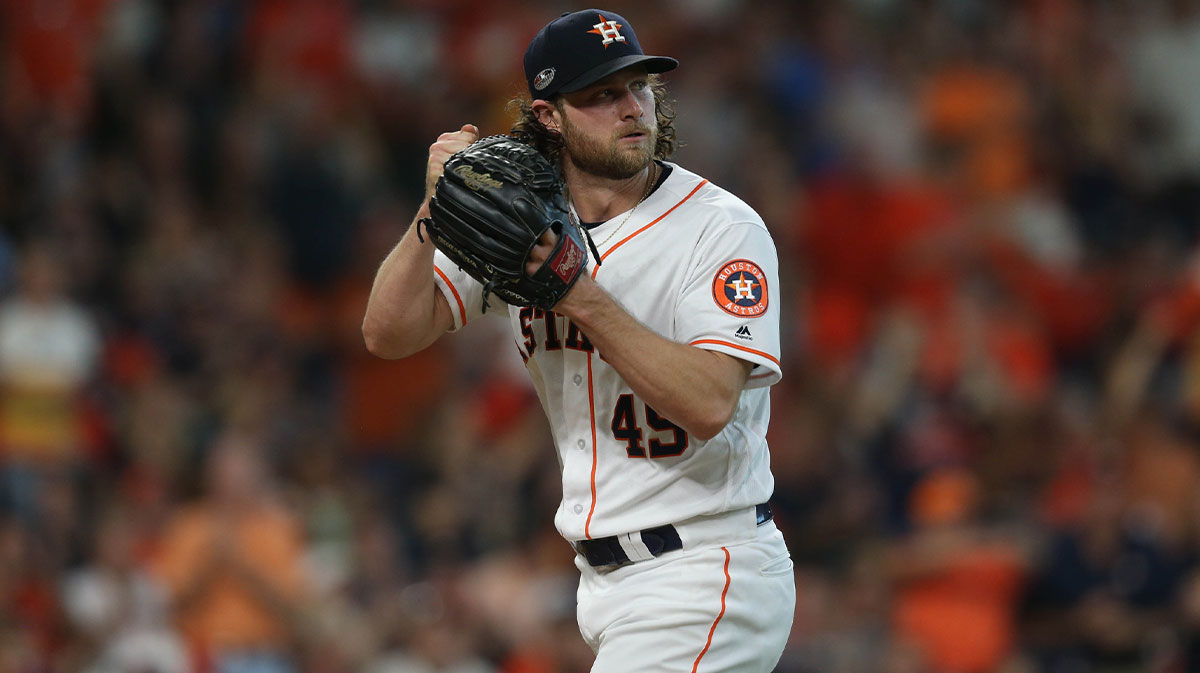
(524, 9, 678, 100)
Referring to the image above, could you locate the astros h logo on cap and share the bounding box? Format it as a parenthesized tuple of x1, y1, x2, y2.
(524, 9, 678, 100)
(587, 14, 626, 47)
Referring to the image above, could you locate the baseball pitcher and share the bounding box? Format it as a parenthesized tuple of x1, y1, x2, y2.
(363, 9, 795, 672)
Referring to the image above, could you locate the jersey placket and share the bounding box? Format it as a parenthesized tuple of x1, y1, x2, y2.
(550, 343, 599, 538)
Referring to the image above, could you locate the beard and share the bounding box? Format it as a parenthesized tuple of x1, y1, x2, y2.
(559, 112, 656, 180)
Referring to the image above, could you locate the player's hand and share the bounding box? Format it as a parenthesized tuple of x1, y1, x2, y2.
(526, 229, 558, 276)
(528, 229, 598, 313)
(425, 124, 480, 200)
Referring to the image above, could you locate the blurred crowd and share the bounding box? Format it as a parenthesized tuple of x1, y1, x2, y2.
(3, 0, 1200, 671)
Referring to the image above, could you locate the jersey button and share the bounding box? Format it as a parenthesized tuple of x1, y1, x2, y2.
(576, 439, 585, 450)
(573, 374, 583, 385)
(574, 504, 584, 514)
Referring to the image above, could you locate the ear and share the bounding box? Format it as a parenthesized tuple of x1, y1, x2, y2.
(531, 100, 561, 132)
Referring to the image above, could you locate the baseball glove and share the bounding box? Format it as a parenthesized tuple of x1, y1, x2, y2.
(423, 134, 595, 312)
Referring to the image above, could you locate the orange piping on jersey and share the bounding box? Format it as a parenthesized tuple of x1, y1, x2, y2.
(584, 352, 598, 539)
(592, 180, 709, 276)
(433, 266, 467, 326)
(691, 547, 732, 673)
(749, 371, 774, 381)
(689, 339, 781, 367)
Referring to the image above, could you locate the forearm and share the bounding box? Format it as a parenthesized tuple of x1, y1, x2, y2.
(561, 277, 749, 440)
(362, 202, 451, 359)
(364, 124, 478, 359)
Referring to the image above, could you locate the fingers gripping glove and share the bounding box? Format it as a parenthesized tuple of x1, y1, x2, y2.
(423, 135, 598, 312)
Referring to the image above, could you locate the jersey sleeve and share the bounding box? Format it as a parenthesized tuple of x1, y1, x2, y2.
(674, 221, 783, 389)
(432, 250, 487, 331)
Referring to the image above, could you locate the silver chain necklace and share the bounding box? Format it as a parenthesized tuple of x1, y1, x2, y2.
(591, 163, 659, 250)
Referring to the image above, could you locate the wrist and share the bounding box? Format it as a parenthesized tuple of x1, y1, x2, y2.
(557, 274, 605, 323)
(410, 203, 433, 245)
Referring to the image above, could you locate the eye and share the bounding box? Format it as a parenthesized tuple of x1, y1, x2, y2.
(631, 79, 648, 91)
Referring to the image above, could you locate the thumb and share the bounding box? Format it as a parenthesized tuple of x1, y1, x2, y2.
(462, 124, 479, 138)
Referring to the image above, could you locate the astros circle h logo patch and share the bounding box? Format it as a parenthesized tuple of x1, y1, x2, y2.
(712, 259, 768, 317)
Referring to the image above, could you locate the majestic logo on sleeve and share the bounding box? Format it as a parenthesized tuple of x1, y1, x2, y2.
(712, 259, 769, 317)
(587, 15, 626, 47)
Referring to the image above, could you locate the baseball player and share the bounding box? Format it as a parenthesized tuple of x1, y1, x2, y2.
(363, 9, 795, 672)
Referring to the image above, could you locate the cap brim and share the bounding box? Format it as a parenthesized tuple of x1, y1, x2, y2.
(556, 54, 678, 94)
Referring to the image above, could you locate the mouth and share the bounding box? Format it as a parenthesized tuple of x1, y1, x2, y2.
(619, 130, 650, 143)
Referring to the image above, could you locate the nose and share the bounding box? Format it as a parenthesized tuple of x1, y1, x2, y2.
(618, 88, 644, 120)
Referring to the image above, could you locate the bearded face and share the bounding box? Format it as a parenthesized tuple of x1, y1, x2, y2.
(558, 106, 657, 180)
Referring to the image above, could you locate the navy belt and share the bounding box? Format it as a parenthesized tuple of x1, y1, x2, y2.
(577, 503, 773, 569)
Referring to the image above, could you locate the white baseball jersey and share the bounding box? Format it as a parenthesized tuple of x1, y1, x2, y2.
(432, 162, 781, 542)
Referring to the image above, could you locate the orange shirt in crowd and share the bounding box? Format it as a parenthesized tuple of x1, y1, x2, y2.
(922, 64, 1033, 198)
(893, 544, 1026, 673)
(153, 503, 307, 652)
(892, 470, 1027, 673)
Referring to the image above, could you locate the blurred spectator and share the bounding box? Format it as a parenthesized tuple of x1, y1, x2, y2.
(1127, 0, 1200, 181)
(0, 240, 100, 521)
(302, 511, 409, 671)
(887, 468, 1032, 673)
(0, 514, 68, 669)
(921, 51, 1034, 201)
(0, 0, 109, 125)
(1126, 0, 1200, 249)
(152, 431, 309, 673)
(459, 529, 584, 673)
(60, 505, 188, 673)
(1023, 482, 1191, 672)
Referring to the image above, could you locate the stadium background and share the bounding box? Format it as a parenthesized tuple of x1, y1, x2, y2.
(3, 0, 1200, 671)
